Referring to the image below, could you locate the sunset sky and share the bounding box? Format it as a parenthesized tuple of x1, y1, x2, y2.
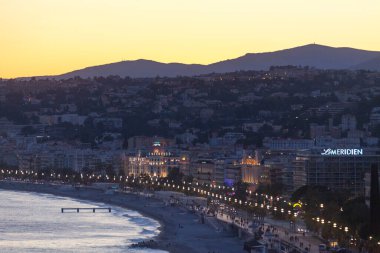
(1, 0, 380, 78)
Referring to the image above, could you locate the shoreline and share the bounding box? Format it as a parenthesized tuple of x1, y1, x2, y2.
(0, 181, 247, 253)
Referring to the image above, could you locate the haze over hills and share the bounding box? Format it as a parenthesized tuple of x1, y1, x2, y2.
(351, 56, 380, 71)
(50, 44, 380, 79)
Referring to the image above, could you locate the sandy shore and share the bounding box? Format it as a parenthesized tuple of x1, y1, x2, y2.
(0, 181, 247, 253)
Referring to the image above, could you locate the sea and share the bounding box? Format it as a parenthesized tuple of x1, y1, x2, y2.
(0, 189, 168, 253)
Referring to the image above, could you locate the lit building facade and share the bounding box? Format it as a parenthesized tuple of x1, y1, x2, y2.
(146, 147, 179, 177)
(124, 140, 182, 177)
(241, 156, 262, 185)
(293, 148, 380, 196)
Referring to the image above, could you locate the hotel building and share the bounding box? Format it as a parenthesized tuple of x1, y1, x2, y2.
(124, 140, 184, 177)
(293, 148, 380, 196)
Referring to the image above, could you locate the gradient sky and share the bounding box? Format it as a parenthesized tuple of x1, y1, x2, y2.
(1, 0, 380, 78)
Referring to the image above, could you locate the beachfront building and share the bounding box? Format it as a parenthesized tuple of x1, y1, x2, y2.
(17, 145, 125, 173)
(192, 158, 215, 185)
(214, 159, 226, 185)
(293, 148, 380, 196)
(123, 153, 149, 176)
(146, 146, 180, 177)
(241, 156, 261, 185)
(123, 140, 182, 177)
(224, 161, 242, 187)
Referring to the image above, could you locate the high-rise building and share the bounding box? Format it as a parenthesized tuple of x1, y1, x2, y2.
(293, 148, 380, 196)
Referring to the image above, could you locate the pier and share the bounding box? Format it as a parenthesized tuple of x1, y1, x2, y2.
(61, 207, 111, 213)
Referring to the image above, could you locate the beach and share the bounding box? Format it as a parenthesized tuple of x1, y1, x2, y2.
(0, 181, 247, 253)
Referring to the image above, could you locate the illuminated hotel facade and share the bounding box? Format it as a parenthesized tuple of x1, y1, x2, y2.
(124, 140, 188, 177)
(293, 148, 380, 196)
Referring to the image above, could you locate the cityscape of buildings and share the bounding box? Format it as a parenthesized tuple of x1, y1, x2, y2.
(1, 66, 380, 200)
(3, 0, 380, 252)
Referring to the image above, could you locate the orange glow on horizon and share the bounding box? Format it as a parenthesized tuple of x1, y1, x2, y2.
(1, 0, 380, 78)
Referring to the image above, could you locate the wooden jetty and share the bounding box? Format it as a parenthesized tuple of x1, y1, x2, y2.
(61, 207, 111, 213)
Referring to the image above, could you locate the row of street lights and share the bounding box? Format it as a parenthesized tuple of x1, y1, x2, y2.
(0, 168, 363, 245)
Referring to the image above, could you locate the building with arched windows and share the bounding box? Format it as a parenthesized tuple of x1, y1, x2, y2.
(123, 139, 189, 177)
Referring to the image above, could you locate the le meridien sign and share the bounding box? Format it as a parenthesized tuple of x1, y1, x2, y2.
(321, 148, 363, 156)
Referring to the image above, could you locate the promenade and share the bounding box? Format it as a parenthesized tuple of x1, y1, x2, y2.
(0, 180, 327, 253)
(202, 207, 324, 253)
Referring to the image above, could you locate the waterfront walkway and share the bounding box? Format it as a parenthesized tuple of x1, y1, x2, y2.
(205, 210, 322, 253)
(136, 189, 325, 253)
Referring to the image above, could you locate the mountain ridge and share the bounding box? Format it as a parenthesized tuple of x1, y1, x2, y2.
(17, 44, 380, 79)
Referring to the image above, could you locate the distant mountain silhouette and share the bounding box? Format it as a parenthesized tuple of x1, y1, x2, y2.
(54, 44, 380, 78)
(57, 60, 208, 79)
(207, 44, 380, 72)
(351, 56, 380, 71)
